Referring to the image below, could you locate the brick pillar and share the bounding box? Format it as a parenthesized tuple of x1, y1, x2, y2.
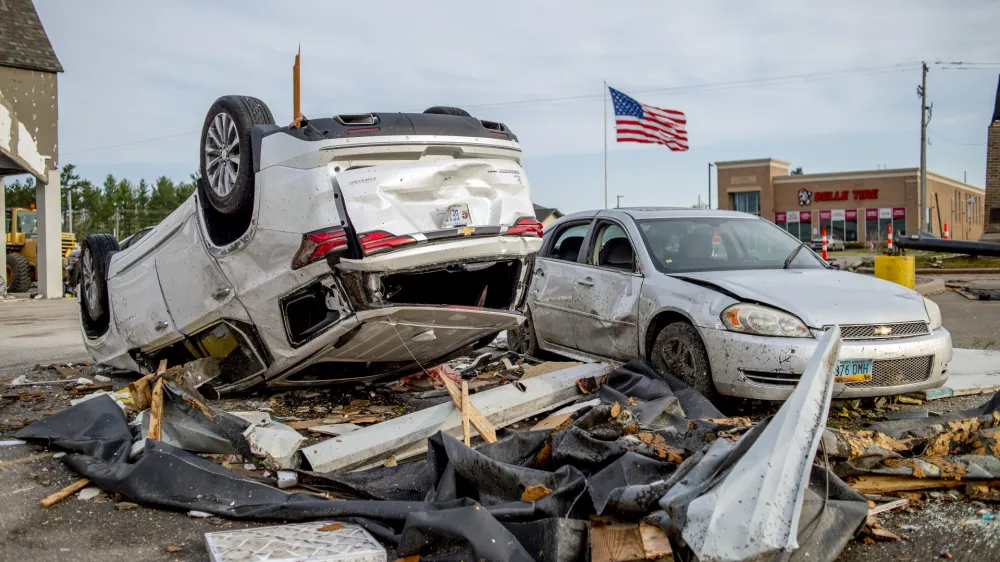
(983, 75, 1000, 241)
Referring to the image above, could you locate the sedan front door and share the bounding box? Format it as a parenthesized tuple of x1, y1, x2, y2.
(571, 219, 642, 360)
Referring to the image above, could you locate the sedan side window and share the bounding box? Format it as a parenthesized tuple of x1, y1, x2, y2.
(589, 222, 635, 272)
(546, 223, 589, 262)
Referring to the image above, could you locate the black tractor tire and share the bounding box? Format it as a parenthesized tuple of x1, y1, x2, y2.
(199, 95, 275, 216)
(5, 253, 33, 293)
(80, 234, 120, 329)
(650, 322, 720, 404)
(423, 106, 472, 117)
(508, 305, 541, 357)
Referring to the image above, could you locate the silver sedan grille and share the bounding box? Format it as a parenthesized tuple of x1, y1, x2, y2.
(830, 322, 930, 340)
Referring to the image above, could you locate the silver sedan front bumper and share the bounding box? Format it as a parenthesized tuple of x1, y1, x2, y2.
(700, 326, 952, 400)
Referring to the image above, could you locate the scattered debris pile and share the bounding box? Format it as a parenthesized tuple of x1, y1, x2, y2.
(9, 330, 1000, 561)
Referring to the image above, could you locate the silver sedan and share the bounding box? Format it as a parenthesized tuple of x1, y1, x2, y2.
(510, 208, 951, 402)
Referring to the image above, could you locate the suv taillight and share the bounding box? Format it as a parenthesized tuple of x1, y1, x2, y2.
(292, 227, 348, 269)
(505, 217, 543, 237)
(358, 230, 417, 256)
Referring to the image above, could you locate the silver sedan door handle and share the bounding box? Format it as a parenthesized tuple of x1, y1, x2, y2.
(577, 277, 595, 287)
(154, 320, 169, 331)
(212, 287, 232, 300)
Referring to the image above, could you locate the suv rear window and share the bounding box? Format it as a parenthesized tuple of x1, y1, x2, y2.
(546, 223, 589, 262)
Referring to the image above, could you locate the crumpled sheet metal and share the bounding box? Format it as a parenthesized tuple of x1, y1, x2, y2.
(664, 326, 843, 562)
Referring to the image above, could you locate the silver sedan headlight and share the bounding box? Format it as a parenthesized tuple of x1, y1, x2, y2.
(923, 297, 942, 330)
(721, 303, 811, 338)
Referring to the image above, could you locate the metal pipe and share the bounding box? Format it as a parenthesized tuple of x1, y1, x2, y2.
(896, 235, 1000, 257)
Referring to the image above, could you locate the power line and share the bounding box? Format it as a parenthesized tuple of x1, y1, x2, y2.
(928, 128, 986, 146)
(63, 131, 199, 156)
(60, 61, 934, 155)
(463, 62, 921, 109)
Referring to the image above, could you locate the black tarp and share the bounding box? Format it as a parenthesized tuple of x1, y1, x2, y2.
(18, 360, 868, 561)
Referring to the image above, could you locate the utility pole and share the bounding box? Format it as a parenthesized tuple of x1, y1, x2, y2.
(66, 190, 73, 235)
(708, 163, 715, 209)
(113, 204, 119, 239)
(918, 62, 930, 231)
(616, 195, 623, 208)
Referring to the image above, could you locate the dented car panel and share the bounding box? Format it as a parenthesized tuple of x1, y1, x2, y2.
(81, 130, 541, 393)
(524, 208, 951, 400)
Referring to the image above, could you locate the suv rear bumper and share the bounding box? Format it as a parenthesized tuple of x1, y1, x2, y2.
(338, 235, 542, 272)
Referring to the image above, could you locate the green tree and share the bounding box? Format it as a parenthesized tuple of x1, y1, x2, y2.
(791, 167, 804, 175)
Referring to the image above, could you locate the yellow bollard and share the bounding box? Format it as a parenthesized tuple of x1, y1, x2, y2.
(874, 256, 915, 289)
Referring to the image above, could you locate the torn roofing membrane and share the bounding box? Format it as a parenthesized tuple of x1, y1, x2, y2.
(38, 333, 1000, 561)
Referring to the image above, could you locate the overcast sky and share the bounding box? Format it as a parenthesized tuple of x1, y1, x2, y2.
(34, 0, 1000, 213)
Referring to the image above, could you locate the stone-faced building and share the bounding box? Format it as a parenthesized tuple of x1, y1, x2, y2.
(1, 0, 64, 297)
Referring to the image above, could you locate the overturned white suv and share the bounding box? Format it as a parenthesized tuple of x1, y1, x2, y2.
(79, 97, 542, 393)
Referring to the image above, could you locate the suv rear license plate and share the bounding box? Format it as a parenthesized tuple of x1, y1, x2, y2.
(441, 203, 471, 229)
(835, 359, 873, 382)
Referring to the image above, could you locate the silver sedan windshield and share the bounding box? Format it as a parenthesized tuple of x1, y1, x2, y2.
(635, 217, 826, 273)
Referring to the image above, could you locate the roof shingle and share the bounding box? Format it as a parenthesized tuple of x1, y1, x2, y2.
(0, 0, 63, 74)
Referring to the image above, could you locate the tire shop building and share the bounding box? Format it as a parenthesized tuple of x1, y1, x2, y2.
(715, 158, 986, 243)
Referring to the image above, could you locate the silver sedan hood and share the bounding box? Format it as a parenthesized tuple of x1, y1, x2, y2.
(671, 269, 929, 328)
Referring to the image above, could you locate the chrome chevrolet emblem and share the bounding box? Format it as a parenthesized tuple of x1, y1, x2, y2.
(874, 326, 892, 336)
(457, 227, 475, 236)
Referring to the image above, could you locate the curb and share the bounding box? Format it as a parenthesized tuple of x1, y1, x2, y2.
(856, 267, 1000, 275)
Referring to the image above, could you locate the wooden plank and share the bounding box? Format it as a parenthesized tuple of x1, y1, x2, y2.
(521, 361, 584, 380)
(127, 359, 167, 411)
(461, 380, 471, 447)
(590, 516, 645, 562)
(303, 363, 611, 473)
(868, 498, 910, 516)
(437, 370, 497, 443)
(40, 478, 91, 508)
(848, 475, 1000, 494)
(638, 522, 673, 561)
(147, 379, 164, 440)
(531, 412, 573, 431)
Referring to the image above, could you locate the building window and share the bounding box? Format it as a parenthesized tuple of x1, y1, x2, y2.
(865, 208, 905, 241)
(818, 209, 858, 243)
(730, 191, 760, 216)
(777, 211, 812, 242)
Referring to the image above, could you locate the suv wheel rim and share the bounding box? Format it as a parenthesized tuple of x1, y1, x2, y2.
(82, 248, 98, 312)
(204, 112, 240, 198)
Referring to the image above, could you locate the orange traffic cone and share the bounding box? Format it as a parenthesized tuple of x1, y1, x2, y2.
(943, 222, 950, 240)
(887, 223, 894, 252)
(821, 227, 828, 261)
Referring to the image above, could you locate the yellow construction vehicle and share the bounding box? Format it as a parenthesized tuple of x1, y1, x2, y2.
(5, 206, 76, 292)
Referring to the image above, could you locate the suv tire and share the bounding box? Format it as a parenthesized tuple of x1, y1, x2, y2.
(199, 95, 275, 216)
(423, 106, 472, 117)
(80, 233, 120, 329)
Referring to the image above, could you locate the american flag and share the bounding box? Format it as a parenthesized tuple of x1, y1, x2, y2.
(609, 87, 688, 151)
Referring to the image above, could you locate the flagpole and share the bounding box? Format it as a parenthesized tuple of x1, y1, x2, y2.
(603, 80, 608, 209)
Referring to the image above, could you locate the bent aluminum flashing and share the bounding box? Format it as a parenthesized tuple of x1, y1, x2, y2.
(674, 326, 842, 562)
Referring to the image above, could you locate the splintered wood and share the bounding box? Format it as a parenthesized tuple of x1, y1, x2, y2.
(40, 478, 91, 508)
(436, 370, 497, 444)
(461, 381, 471, 446)
(147, 379, 164, 440)
(590, 516, 673, 562)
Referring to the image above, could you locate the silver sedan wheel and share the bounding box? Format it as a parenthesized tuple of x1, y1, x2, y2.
(204, 112, 240, 198)
(82, 248, 99, 316)
(660, 336, 697, 377)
